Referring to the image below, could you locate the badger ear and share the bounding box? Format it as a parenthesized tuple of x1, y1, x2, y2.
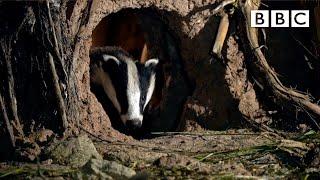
(145, 58, 159, 68)
(102, 54, 120, 65)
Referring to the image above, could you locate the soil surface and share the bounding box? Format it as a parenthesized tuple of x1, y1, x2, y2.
(1, 129, 319, 179)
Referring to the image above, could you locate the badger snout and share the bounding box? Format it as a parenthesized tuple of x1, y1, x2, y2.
(90, 47, 158, 134)
(125, 119, 142, 130)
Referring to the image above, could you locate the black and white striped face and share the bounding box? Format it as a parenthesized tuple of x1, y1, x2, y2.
(90, 47, 158, 130)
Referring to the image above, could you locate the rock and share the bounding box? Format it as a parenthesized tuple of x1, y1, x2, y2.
(81, 158, 136, 179)
(46, 134, 102, 167)
(154, 154, 211, 174)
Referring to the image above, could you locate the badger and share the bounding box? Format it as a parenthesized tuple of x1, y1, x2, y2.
(90, 46, 158, 131)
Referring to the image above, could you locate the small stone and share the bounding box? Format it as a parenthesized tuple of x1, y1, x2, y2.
(82, 158, 136, 179)
(46, 134, 102, 167)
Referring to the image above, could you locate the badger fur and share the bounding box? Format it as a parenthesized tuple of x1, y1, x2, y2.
(90, 46, 158, 131)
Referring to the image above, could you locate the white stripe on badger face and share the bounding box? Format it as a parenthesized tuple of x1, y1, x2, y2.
(102, 54, 120, 65)
(143, 73, 156, 110)
(91, 65, 121, 114)
(121, 60, 143, 124)
(143, 58, 158, 110)
(145, 58, 159, 67)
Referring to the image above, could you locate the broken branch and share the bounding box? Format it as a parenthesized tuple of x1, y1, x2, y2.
(212, 12, 229, 58)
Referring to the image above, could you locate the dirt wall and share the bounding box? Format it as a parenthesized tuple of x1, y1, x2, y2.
(69, 0, 265, 139)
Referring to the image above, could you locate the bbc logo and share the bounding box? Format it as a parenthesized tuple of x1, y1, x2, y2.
(251, 10, 309, 27)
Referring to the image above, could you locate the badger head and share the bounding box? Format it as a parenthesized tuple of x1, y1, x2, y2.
(90, 47, 158, 131)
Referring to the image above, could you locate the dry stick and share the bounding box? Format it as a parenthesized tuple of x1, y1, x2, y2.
(212, 0, 236, 14)
(48, 53, 68, 129)
(0, 92, 15, 147)
(46, 0, 67, 78)
(242, 114, 285, 138)
(1, 41, 25, 137)
(212, 12, 229, 58)
(46, 1, 69, 130)
(209, 1, 282, 135)
(241, 0, 320, 129)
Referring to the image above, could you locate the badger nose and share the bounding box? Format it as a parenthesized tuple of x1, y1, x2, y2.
(126, 119, 142, 130)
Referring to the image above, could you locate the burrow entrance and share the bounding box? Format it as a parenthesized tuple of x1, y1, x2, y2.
(90, 8, 192, 136)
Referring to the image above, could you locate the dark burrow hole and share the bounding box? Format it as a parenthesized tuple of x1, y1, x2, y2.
(90, 8, 192, 138)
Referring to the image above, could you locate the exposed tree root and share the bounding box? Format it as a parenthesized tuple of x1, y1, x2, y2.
(1, 39, 25, 138)
(46, 0, 67, 80)
(48, 52, 68, 130)
(211, 0, 320, 131)
(0, 91, 15, 147)
(240, 0, 320, 129)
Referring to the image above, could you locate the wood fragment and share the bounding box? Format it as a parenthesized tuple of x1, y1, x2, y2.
(212, 12, 229, 59)
(212, 0, 236, 14)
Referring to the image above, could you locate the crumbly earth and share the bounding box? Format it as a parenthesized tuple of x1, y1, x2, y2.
(70, 0, 317, 144)
(1, 129, 319, 179)
(71, 0, 260, 139)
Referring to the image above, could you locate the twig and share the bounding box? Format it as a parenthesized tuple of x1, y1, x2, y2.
(48, 52, 68, 129)
(211, 0, 236, 14)
(46, 0, 67, 80)
(186, 0, 236, 18)
(46, 0, 60, 58)
(242, 114, 285, 138)
(298, 101, 320, 129)
(0, 92, 15, 147)
(46, 0, 69, 130)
